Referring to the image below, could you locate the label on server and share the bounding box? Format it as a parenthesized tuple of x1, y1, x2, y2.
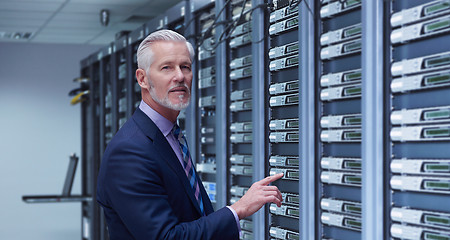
(391, 15, 450, 44)
(391, 69, 450, 93)
(269, 80, 299, 95)
(269, 55, 299, 71)
(269, 131, 299, 143)
(390, 124, 450, 141)
(199, 95, 216, 108)
(230, 100, 252, 112)
(320, 114, 362, 128)
(391, 223, 450, 240)
(230, 89, 252, 101)
(320, 84, 362, 101)
(320, 68, 362, 87)
(281, 192, 300, 206)
(230, 185, 248, 197)
(321, 198, 362, 216)
(269, 16, 298, 36)
(198, 66, 215, 79)
(270, 168, 300, 180)
(196, 162, 216, 174)
(391, 159, 450, 176)
(230, 122, 253, 132)
(230, 154, 253, 165)
(320, 38, 362, 60)
(269, 42, 299, 60)
(391, 0, 450, 27)
(390, 175, 450, 194)
(321, 212, 362, 231)
(321, 157, 362, 172)
(269, 204, 299, 219)
(269, 226, 299, 240)
(231, 21, 252, 37)
(269, 118, 299, 131)
(391, 105, 450, 125)
(230, 55, 252, 69)
(269, 155, 300, 167)
(320, 0, 362, 19)
(391, 51, 450, 76)
(230, 133, 252, 143)
(240, 219, 253, 231)
(230, 165, 253, 176)
(320, 23, 362, 46)
(230, 32, 252, 48)
(320, 129, 362, 142)
(230, 66, 252, 80)
(391, 207, 450, 230)
(199, 76, 216, 89)
(321, 171, 362, 186)
(270, 93, 299, 107)
(270, 4, 298, 23)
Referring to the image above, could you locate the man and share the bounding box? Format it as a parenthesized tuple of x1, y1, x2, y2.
(97, 29, 283, 240)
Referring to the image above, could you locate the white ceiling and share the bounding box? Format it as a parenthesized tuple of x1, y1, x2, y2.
(0, 0, 182, 45)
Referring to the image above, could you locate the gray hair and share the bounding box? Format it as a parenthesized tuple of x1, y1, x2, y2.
(136, 29, 195, 72)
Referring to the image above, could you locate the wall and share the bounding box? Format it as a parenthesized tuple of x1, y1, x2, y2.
(0, 42, 100, 240)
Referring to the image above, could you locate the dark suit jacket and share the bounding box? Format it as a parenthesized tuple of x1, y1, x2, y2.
(97, 108, 239, 240)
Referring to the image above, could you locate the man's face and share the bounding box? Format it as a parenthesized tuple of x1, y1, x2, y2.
(146, 41, 192, 111)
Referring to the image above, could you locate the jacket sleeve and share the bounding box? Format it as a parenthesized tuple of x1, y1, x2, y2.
(97, 137, 239, 240)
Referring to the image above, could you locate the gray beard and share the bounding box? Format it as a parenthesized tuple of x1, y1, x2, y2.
(148, 85, 190, 111)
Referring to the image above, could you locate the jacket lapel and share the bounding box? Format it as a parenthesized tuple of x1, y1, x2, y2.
(132, 108, 204, 216)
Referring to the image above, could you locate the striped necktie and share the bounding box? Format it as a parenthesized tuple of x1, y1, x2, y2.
(172, 124, 205, 216)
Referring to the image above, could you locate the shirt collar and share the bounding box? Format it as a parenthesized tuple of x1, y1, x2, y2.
(139, 100, 175, 137)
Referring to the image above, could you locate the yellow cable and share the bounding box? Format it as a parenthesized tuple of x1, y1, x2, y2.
(70, 90, 90, 105)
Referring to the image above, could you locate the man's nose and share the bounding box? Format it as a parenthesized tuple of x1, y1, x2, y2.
(173, 67, 185, 82)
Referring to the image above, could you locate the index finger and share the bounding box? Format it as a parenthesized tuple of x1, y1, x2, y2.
(259, 173, 284, 185)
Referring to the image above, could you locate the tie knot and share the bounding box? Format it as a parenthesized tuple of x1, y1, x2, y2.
(172, 124, 181, 139)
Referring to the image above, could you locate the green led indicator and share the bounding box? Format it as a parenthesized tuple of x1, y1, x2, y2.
(345, 218, 362, 229)
(287, 171, 299, 178)
(344, 71, 362, 82)
(424, 232, 450, 240)
(287, 133, 299, 141)
(344, 0, 361, 9)
(286, 81, 299, 91)
(424, 1, 450, 16)
(344, 116, 362, 125)
(343, 40, 362, 53)
(288, 208, 300, 217)
(423, 127, 450, 138)
(344, 175, 362, 184)
(344, 86, 362, 96)
(424, 214, 450, 226)
(287, 56, 299, 66)
(344, 204, 362, 214)
(344, 25, 362, 38)
(287, 157, 300, 166)
(425, 54, 450, 68)
(287, 233, 300, 240)
(424, 180, 450, 191)
(344, 160, 362, 170)
(286, 44, 299, 54)
(424, 18, 450, 34)
(287, 120, 299, 128)
(287, 95, 299, 103)
(287, 195, 300, 204)
(287, 18, 299, 28)
(424, 109, 450, 120)
(344, 131, 362, 140)
(424, 72, 450, 86)
(424, 163, 450, 173)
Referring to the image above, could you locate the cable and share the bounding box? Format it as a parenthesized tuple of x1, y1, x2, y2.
(70, 90, 89, 105)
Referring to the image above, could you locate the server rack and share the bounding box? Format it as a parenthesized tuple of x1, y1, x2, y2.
(387, 1, 450, 240)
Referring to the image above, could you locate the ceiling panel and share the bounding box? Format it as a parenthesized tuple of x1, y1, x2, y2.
(0, 0, 183, 45)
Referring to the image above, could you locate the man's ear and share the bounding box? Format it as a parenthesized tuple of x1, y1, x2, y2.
(136, 69, 149, 89)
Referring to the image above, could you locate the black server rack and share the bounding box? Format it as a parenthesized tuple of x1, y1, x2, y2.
(316, 0, 363, 239)
(387, 1, 450, 240)
(267, 0, 300, 239)
(127, 25, 146, 114)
